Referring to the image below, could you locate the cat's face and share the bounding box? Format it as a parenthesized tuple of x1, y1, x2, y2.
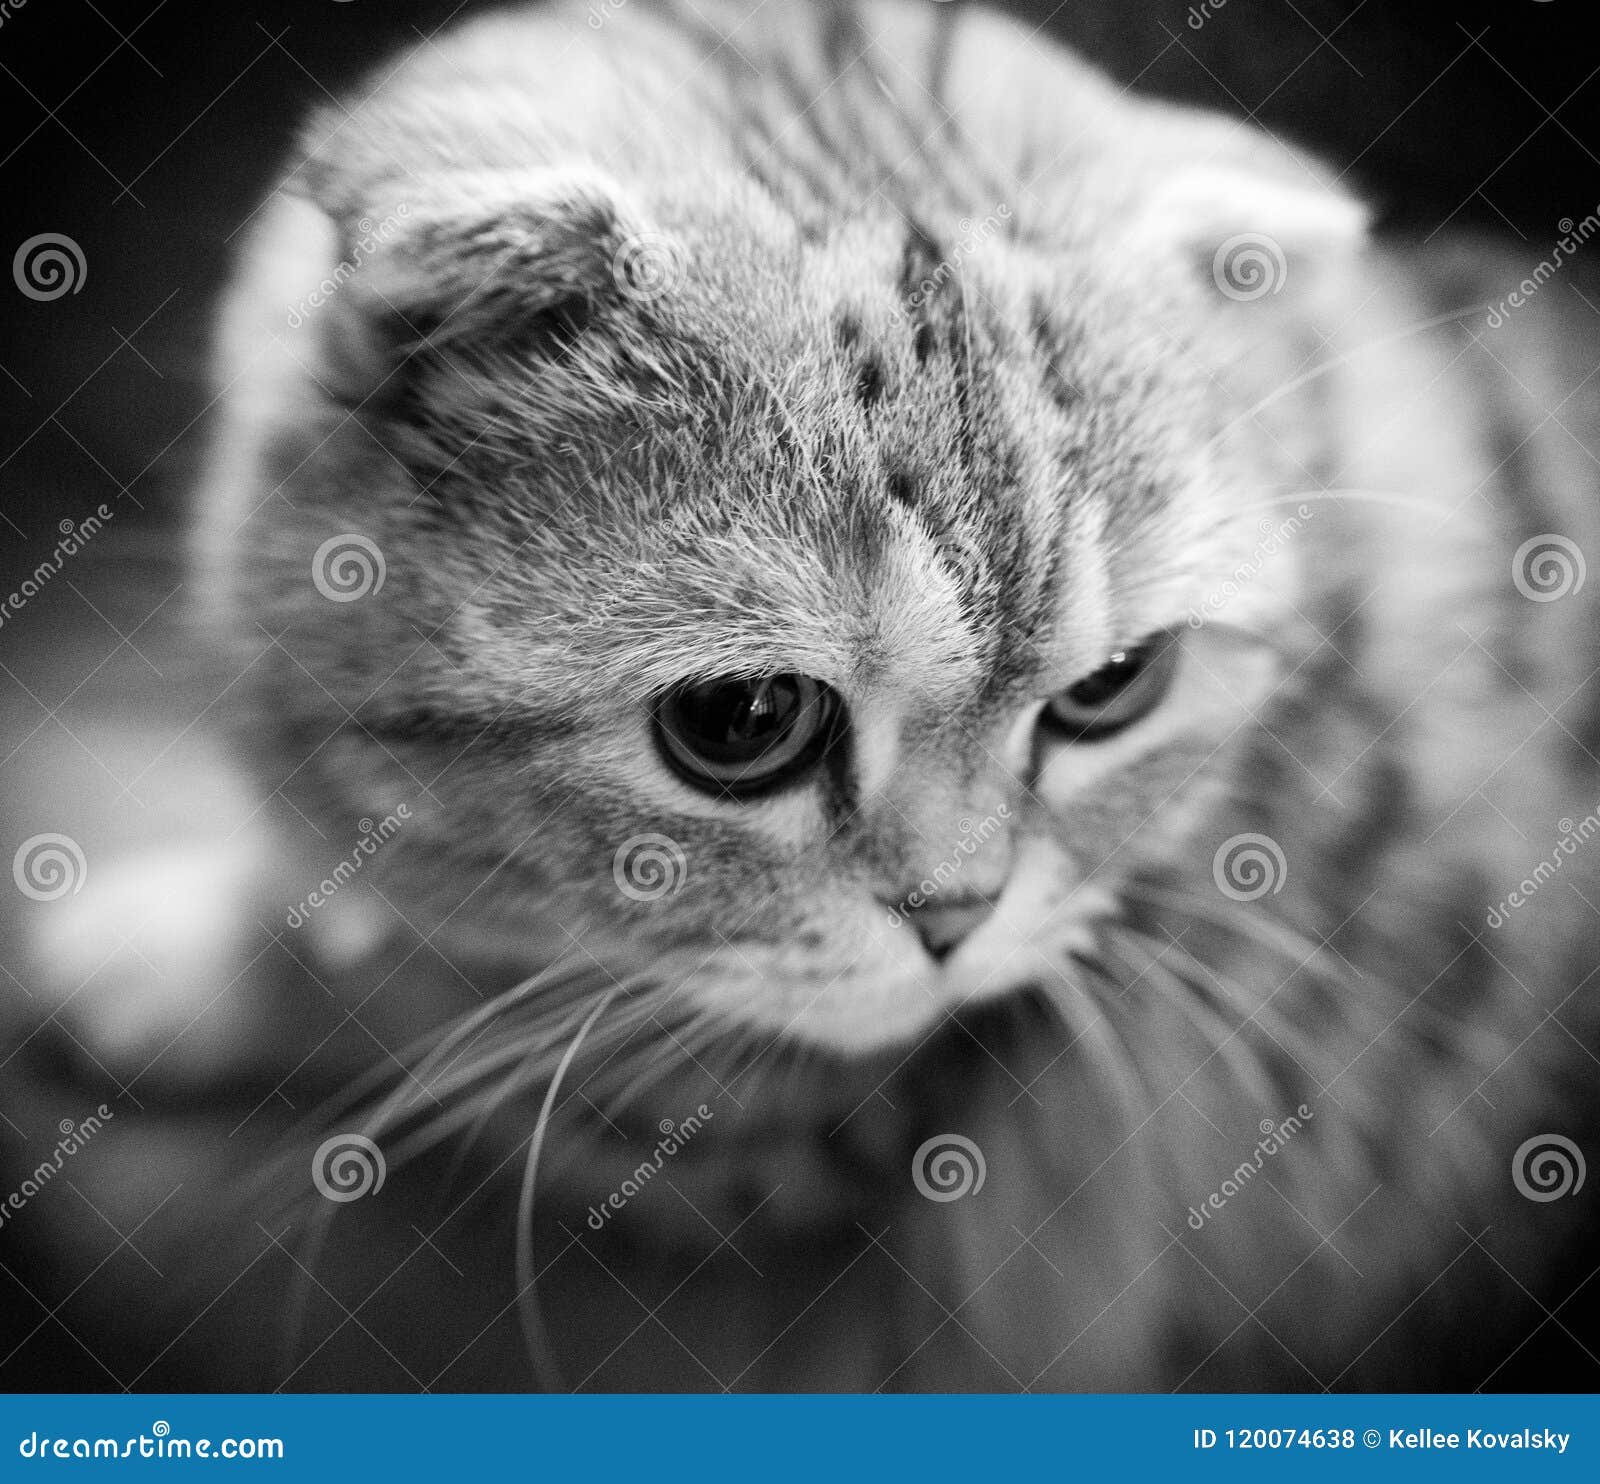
(228, 6, 1363, 1053)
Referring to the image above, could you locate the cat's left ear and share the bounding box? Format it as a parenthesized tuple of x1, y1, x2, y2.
(1125, 155, 1368, 300)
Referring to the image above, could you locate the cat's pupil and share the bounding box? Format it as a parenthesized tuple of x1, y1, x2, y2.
(1041, 635, 1177, 742)
(655, 674, 837, 796)
(687, 679, 798, 755)
(1066, 649, 1144, 707)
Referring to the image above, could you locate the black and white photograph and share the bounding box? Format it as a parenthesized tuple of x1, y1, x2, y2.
(1, 0, 1598, 1418)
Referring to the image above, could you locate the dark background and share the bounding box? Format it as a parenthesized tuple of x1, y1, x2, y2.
(0, 0, 1596, 1392)
(1, 0, 1598, 572)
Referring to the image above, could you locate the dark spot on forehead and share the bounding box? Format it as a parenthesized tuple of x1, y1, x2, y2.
(899, 219, 947, 354)
(884, 465, 919, 506)
(899, 221, 944, 291)
(854, 350, 888, 407)
(834, 313, 863, 350)
(1031, 300, 1083, 413)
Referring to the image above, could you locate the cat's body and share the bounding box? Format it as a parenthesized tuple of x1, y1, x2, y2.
(2, 0, 1597, 1390)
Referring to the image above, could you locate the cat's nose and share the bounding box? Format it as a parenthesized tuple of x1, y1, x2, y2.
(903, 897, 996, 963)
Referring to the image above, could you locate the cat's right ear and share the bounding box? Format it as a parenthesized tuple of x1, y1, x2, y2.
(1118, 132, 1368, 305)
(294, 167, 643, 408)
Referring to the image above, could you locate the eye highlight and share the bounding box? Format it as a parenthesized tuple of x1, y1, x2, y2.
(1040, 634, 1178, 742)
(654, 674, 840, 797)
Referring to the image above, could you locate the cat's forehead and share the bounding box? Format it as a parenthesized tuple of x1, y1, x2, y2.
(511, 217, 1195, 711)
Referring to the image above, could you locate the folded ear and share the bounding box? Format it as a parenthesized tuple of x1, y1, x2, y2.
(1120, 126, 1368, 302)
(303, 166, 660, 408)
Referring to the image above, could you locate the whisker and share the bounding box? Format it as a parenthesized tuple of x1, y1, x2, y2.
(1226, 486, 1458, 521)
(1205, 301, 1489, 454)
(1132, 881, 1359, 990)
(516, 987, 619, 1390)
(1101, 931, 1277, 1106)
(1028, 961, 1152, 1125)
(1150, 931, 1332, 1072)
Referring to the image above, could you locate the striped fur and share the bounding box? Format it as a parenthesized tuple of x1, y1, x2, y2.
(7, 0, 1598, 1390)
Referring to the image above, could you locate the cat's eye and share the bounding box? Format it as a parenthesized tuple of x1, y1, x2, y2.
(654, 674, 840, 796)
(1041, 634, 1178, 741)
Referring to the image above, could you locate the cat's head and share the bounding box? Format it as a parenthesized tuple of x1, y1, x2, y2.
(206, 0, 1366, 1053)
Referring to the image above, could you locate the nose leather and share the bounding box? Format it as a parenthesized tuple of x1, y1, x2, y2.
(906, 898, 995, 962)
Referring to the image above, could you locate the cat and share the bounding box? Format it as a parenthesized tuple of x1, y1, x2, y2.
(3, 0, 1597, 1392)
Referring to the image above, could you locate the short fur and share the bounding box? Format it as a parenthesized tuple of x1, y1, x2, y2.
(5, 0, 1598, 1390)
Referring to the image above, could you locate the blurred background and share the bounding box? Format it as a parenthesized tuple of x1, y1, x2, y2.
(1, 0, 1597, 1390)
